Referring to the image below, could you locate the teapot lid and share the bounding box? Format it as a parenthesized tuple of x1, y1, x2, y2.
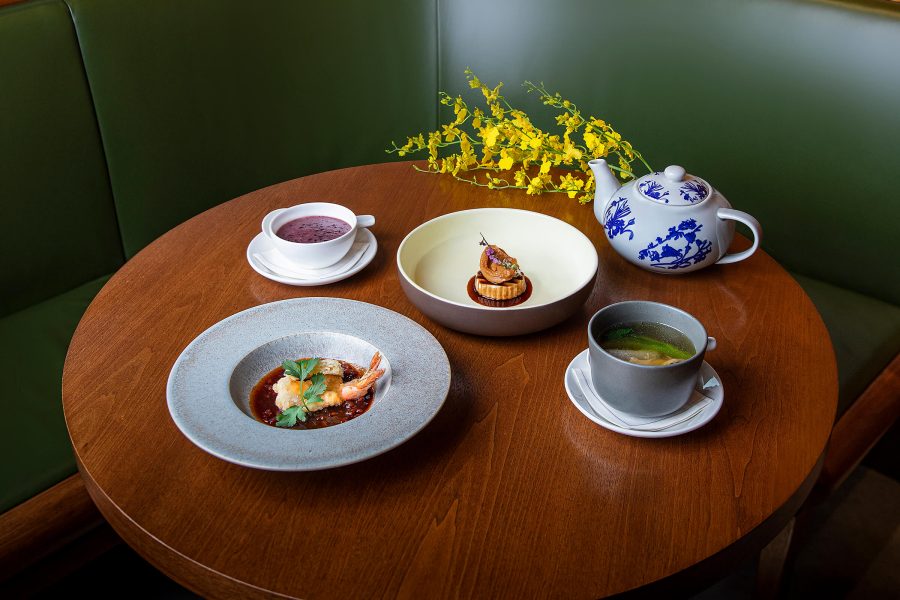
(635, 165, 710, 206)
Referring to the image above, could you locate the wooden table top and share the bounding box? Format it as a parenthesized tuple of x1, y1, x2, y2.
(63, 161, 837, 598)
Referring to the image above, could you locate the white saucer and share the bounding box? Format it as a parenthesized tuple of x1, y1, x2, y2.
(564, 349, 723, 438)
(246, 228, 377, 286)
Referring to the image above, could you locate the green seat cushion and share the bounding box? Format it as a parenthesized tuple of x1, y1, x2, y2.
(68, 0, 438, 257)
(0, 0, 124, 317)
(0, 274, 111, 513)
(793, 274, 900, 417)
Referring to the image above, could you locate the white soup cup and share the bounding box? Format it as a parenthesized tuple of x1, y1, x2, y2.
(261, 202, 374, 268)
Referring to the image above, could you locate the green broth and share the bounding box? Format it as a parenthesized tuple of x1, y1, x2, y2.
(599, 322, 696, 365)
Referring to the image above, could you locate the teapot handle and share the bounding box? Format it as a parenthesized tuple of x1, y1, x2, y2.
(715, 208, 762, 264)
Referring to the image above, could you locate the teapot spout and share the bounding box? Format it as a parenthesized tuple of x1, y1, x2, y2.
(588, 159, 619, 225)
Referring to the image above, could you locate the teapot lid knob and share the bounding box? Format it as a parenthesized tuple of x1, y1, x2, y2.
(664, 165, 686, 181)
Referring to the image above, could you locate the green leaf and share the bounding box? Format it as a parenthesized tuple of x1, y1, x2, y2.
(275, 405, 306, 428)
(282, 357, 320, 382)
(304, 373, 327, 405)
(298, 358, 319, 380)
(605, 327, 633, 341)
(282, 360, 305, 380)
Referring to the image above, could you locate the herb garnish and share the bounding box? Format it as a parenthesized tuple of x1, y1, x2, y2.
(275, 358, 327, 428)
(282, 358, 316, 381)
(479, 233, 520, 273)
(601, 329, 693, 360)
(605, 327, 634, 340)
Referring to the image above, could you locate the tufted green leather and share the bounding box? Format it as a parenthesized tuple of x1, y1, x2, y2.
(0, 274, 111, 513)
(67, 0, 438, 257)
(437, 0, 900, 306)
(0, 0, 124, 317)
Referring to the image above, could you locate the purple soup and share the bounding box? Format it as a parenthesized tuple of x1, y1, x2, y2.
(276, 216, 351, 243)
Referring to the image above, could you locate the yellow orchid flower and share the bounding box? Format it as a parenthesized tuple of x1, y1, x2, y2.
(385, 71, 650, 201)
(483, 126, 500, 147)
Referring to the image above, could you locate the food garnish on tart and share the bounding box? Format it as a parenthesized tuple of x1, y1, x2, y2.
(475, 234, 527, 301)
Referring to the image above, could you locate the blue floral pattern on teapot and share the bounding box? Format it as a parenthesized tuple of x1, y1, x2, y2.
(638, 180, 670, 203)
(604, 197, 635, 240)
(679, 181, 707, 203)
(638, 219, 713, 269)
(589, 161, 763, 274)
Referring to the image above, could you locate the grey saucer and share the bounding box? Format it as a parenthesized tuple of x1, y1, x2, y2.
(166, 298, 451, 470)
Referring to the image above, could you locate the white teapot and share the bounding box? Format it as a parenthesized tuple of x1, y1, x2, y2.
(589, 159, 762, 273)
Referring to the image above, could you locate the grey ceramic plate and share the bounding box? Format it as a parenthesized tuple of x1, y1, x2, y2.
(166, 298, 450, 470)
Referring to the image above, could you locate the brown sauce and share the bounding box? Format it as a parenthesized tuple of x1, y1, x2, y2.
(466, 274, 533, 307)
(250, 359, 374, 430)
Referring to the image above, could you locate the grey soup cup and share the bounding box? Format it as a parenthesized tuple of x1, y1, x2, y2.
(587, 301, 717, 417)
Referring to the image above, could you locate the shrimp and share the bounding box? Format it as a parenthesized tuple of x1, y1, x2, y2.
(341, 352, 385, 400)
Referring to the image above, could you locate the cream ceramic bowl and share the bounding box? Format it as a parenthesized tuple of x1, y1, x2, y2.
(397, 208, 598, 336)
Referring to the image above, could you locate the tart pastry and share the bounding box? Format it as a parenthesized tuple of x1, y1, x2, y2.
(474, 272, 527, 300)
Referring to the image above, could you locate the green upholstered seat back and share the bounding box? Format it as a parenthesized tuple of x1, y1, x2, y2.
(437, 0, 900, 305)
(67, 0, 438, 257)
(4, 0, 895, 306)
(0, 0, 124, 317)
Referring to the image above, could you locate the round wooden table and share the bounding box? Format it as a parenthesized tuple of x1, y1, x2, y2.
(63, 162, 837, 598)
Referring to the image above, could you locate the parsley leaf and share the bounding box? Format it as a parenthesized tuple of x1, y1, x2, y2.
(304, 372, 327, 404)
(282, 360, 304, 380)
(276, 405, 307, 427)
(282, 357, 319, 381)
